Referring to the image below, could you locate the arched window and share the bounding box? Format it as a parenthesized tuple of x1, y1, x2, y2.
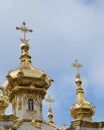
(28, 99, 34, 110)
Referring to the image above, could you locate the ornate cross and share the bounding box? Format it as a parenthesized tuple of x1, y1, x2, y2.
(16, 22, 33, 40)
(45, 95, 54, 108)
(72, 60, 82, 74)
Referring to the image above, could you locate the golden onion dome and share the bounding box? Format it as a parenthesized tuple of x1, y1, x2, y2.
(2, 22, 53, 101)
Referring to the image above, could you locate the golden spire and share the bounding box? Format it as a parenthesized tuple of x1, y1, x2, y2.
(69, 60, 95, 122)
(45, 95, 54, 123)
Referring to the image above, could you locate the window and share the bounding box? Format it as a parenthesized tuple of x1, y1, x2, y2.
(28, 99, 34, 110)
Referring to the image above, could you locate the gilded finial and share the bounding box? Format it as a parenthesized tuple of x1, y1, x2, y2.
(16, 22, 33, 61)
(16, 22, 33, 40)
(61, 122, 68, 130)
(71, 60, 82, 74)
(45, 95, 54, 108)
(45, 95, 54, 123)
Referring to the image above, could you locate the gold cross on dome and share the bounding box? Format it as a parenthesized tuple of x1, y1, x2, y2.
(72, 60, 82, 74)
(16, 22, 33, 40)
(45, 95, 54, 108)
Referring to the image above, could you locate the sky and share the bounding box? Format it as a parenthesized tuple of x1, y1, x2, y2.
(0, 0, 104, 128)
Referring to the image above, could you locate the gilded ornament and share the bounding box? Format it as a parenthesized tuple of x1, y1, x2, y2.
(0, 94, 9, 115)
(40, 101, 42, 113)
(18, 98, 22, 111)
(5, 126, 12, 130)
(12, 98, 16, 114)
(45, 95, 54, 123)
(23, 94, 27, 105)
(29, 94, 33, 99)
(26, 110, 36, 115)
(31, 119, 41, 128)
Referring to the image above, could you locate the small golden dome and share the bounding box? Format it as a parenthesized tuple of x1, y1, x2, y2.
(70, 94, 95, 121)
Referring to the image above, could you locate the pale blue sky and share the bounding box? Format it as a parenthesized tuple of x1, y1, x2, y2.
(0, 0, 104, 127)
(79, 0, 97, 4)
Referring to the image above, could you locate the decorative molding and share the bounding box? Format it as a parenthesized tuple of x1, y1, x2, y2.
(26, 110, 36, 115)
(0, 115, 18, 122)
(67, 120, 104, 130)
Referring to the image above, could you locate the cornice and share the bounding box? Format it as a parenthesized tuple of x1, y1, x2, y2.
(67, 120, 104, 130)
(8, 86, 46, 101)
